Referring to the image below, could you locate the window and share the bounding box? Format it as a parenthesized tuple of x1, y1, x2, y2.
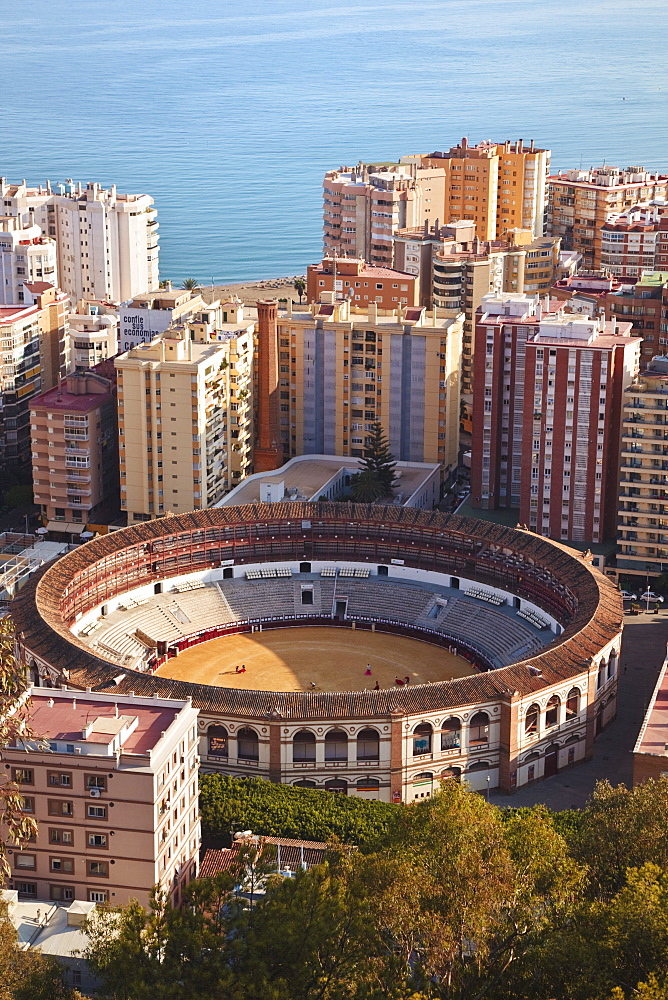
(469, 712, 490, 745)
(237, 728, 259, 761)
(441, 718, 461, 751)
(89, 890, 108, 903)
(12, 768, 33, 785)
(293, 730, 316, 763)
(50, 885, 74, 902)
(20, 797, 34, 813)
(324, 730, 348, 762)
(525, 704, 540, 735)
(88, 833, 108, 849)
(15, 882, 36, 897)
(14, 853, 36, 869)
(566, 688, 580, 719)
(413, 723, 432, 756)
(207, 725, 228, 758)
(49, 800, 73, 816)
(51, 857, 74, 873)
(88, 860, 109, 878)
(87, 804, 107, 820)
(357, 728, 379, 761)
(545, 695, 560, 728)
(86, 775, 106, 790)
(49, 828, 73, 845)
(48, 771, 72, 787)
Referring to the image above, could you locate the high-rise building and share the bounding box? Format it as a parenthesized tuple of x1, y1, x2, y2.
(119, 286, 204, 353)
(617, 356, 668, 580)
(30, 364, 118, 534)
(115, 306, 254, 521)
(600, 204, 668, 278)
(5, 688, 200, 908)
(0, 219, 57, 304)
(68, 300, 119, 372)
(0, 301, 49, 472)
(268, 296, 462, 477)
(306, 256, 418, 310)
(24, 283, 70, 391)
(0, 177, 158, 302)
(471, 293, 639, 544)
(547, 166, 668, 270)
(392, 221, 476, 306)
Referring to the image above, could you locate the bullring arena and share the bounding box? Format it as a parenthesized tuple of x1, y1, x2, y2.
(12, 503, 623, 801)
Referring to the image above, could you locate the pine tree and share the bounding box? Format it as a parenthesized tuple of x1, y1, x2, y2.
(359, 421, 396, 495)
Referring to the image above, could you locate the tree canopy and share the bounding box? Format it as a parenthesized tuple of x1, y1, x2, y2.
(350, 421, 397, 501)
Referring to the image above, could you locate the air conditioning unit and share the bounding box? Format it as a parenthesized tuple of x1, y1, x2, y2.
(89, 788, 101, 798)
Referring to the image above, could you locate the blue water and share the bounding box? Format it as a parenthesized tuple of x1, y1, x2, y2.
(3, 0, 668, 284)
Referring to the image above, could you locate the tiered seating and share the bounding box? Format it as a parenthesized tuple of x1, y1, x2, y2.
(342, 580, 433, 623)
(465, 586, 505, 606)
(435, 599, 542, 663)
(320, 566, 336, 577)
(173, 580, 206, 593)
(338, 566, 370, 579)
(517, 607, 550, 629)
(165, 601, 190, 625)
(79, 619, 101, 636)
(246, 566, 292, 580)
(218, 580, 296, 621)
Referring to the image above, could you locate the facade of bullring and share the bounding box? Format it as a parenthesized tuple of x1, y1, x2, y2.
(12, 504, 623, 802)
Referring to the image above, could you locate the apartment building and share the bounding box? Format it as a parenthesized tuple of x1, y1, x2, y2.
(617, 356, 668, 579)
(0, 177, 158, 302)
(0, 219, 57, 304)
(6, 688, 200, 909)
(393, 220, 476, 306)
(30, 365, 118, 533)
(0, 302, 43, 472)
(263, 296, 463, 478)
(24, 283, 70, 391)
(323, 139, 550, 267)
(471, 293, 638, 543)
(116, 311, 254, 521)
(306, 256, 418, 310)
(600, 205, 668, 278)
(119, 286, 204, 352)
(69, 300, 119, 371)
(548, 166, 668, 270)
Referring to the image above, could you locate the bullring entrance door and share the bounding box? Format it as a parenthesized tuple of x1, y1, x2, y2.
(544, 748, 558, 778)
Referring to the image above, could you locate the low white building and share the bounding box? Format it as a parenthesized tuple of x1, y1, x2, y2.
(68, 300, 119, 370)
(0, 220, 57, 305)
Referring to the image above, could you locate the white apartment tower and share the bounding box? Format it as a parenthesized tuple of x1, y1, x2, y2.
(0, 177, 158, 302)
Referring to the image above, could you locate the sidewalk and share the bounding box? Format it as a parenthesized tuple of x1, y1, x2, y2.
(488, 610, 668, 810)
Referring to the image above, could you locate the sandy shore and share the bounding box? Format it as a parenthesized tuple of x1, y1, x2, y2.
(201, 275, 306, 307)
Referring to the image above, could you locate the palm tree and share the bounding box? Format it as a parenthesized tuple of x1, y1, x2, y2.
(181, 277, 200, 290)
(350, 469, 387, 503)
(293, 277, 306, 303)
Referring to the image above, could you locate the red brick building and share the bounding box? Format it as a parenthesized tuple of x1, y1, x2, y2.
(306, 256, 418, 310)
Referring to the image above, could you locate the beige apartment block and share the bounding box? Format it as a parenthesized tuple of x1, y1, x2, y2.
(275, 297, 462, 478)
(6, 689, 200, 909)
(0, 177, 158, 302)
(30, 364, 118, 532)
(617, 356, 668, 578)
(116, 309, 254, 521)
(25, 283, 70, 390)
(548, 166, 668, 271)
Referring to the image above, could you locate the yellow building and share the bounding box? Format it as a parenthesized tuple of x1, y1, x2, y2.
(275, 297, 462, 479)
(115, 305, 254, 522)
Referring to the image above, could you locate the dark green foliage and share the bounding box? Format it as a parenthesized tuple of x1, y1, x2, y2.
(199, 774, 399, 848)
(354, 421, 397, 495)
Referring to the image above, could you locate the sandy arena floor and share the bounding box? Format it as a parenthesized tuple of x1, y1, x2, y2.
(155, 626, 474, 692)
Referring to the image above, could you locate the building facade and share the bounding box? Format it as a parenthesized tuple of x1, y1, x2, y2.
(30, 366, 119, 533)
(617, 356, 668, 579)
(68, 300, 119, 372)
(306, 256, 418, 310)
(118, 287, 204, 353)
(0, 177, 158, 302)
(115, 314, 254, 521)
(0, 302, 44, 472)
(6, 688, 200, 908)
(0, 220, 57, 305)
(548, 166, 668, 270)
(267, 296, 462, 478)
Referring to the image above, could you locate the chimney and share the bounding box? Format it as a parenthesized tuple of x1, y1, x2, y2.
(254, 300, 283, 473)
(530, 139, 535, 152)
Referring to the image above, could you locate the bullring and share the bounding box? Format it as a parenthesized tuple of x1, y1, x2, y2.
(11, 503, 624, 801)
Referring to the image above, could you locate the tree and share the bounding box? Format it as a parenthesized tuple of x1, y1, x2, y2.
(358, 421, 397, 494)
(2, 484, 32, 509)
(349, 468, 387, 503)
(0, 618, 41, 876)
(293, 277, 306, 303)
(180, 278, 200, 290)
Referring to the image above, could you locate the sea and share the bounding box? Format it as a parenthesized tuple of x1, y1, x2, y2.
(3, 0, 668, 285)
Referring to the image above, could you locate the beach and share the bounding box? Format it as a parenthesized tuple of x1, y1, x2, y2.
(202, 275, 306, 307)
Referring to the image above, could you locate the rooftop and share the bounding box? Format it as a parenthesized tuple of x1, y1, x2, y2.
(0, 892, 95, 957)
(635, 658, 668, 758)
(31, 372, 115, 413)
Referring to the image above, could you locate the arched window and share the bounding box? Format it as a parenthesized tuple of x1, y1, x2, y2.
(325, 730, 348, 762)
(467, 760, 490, 772)
(293, 779, 316, 788)
(469, 712, 489, 745)
(237, 727, 259, 761)
(357, 728, 379, 761)
(441, 766, 461, 781)
(525, 704, 540, 735)
(324, 778, 347, 795)
(356, 777, 379, 792)
(293, 730, 316, 763)
(545, 695, 560, 728)
(413, 723, 432, 756)
(441, 718, 461, 751)
(597, 661, 606, 690)
(207, 725, 228, 758)
(565, 688, 580, 719)
(607, 654, 617, 680)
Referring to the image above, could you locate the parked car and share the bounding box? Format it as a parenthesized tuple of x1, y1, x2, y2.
(641, 591, 664, 602)
(620, 590, 637, 600)
(456, 490, 470, 501)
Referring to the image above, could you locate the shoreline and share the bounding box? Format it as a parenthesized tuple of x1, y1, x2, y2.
(201, 275, 306, 307)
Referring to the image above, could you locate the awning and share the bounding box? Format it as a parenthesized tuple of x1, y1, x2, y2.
(46, 521, 85, 534)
